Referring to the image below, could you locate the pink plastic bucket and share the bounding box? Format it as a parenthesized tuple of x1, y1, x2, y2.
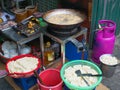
(37, 69, 63, 90)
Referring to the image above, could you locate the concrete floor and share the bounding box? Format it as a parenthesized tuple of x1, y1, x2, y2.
(102, 65, 120, 90)
(0, 78, 14, 90)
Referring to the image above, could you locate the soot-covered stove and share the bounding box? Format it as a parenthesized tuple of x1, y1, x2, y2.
(47, 25, 82, 38)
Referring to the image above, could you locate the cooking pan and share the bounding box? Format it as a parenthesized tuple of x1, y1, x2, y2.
(42, 9, 86, 30)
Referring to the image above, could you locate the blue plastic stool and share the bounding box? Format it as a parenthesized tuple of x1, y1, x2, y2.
(13, 75, 37, 90)
(64, 85, 70, 90)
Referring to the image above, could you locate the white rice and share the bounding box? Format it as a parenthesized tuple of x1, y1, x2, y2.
(64, 65, 98, 87)
(100, 54, 118, 65)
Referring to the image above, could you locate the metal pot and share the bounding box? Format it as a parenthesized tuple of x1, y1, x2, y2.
(42, 9, 86, 30)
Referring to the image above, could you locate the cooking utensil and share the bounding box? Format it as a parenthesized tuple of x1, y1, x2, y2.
(75, 70, 102, 77)
(34, 70, 45, 85)
(42, 9, 86, 30)
(75, 70, 89, 86)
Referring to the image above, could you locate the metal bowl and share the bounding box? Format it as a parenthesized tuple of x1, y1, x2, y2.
(42, 9, 86, 30)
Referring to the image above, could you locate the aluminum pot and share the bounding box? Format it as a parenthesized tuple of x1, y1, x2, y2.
(99, 54, 119, 78)
(42, 9, 86, 30)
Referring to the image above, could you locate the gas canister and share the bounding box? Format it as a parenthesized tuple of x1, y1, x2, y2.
(92, 20, 116, 64)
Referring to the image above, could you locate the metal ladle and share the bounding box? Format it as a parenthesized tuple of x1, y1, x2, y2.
(34, 70, 45, 85)
(75, 70, 102, 77)
(75, 70, 90, 86)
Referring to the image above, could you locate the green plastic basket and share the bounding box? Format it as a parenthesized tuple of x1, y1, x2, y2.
(60, 60, 102, 90)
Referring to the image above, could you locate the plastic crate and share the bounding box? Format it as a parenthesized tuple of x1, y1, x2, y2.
(13, 75, 37, 90)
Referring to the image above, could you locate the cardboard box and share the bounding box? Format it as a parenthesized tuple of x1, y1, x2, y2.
(96, 83, 110, 90)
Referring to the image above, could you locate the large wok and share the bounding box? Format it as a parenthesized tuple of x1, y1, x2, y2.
(42, 9, 86, 30)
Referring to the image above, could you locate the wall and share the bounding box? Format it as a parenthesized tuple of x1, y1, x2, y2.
(89, 0, 120, 48)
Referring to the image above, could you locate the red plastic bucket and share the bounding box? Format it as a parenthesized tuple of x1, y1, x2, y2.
(37, 69, 63, 90)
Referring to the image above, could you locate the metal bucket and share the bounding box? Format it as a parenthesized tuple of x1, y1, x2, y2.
(100, 62, 116, 78)
(99, 54, 118, 78)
